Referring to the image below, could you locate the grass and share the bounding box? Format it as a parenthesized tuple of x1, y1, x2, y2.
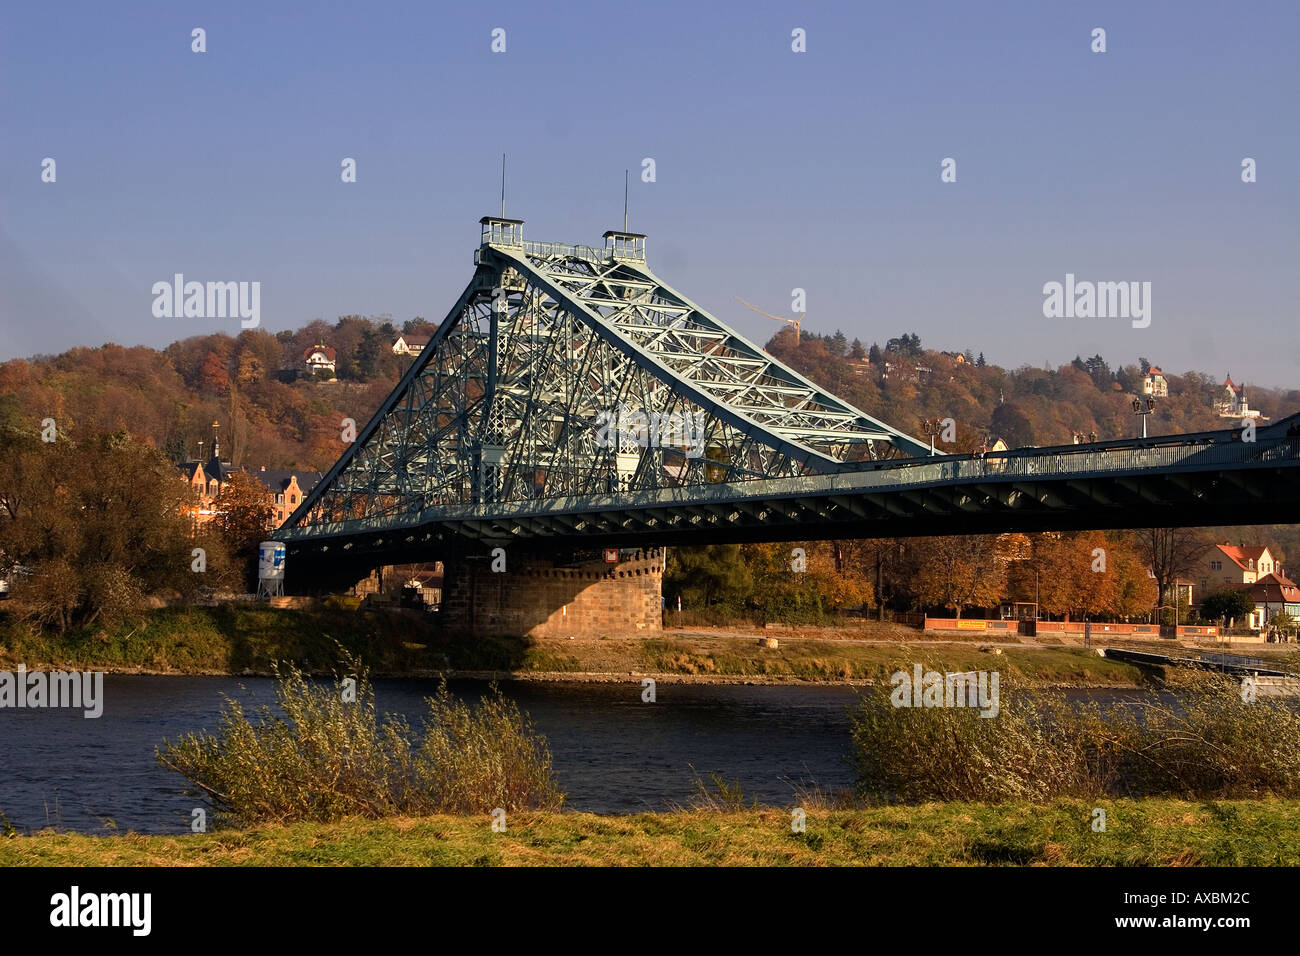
(3, 800, 1298, 866)
(0, 607, 1151, 686)
(638, 637, 1143, 686)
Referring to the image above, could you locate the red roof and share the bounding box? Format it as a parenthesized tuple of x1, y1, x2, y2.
(303, 344, 336, 361)
(1246, 572, 1300, 603)
(1147, 367, 1164, 376)
(1216, 544, 1270, 571)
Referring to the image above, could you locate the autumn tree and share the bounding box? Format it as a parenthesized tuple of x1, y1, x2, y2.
(0, 429, 215, 631)
(212, 470, 274, 589)
(742, 541, 874, 622)
(906, 535, 1007, 617)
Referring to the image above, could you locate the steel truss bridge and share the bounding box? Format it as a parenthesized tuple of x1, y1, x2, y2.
(279, 218, 1300, 567)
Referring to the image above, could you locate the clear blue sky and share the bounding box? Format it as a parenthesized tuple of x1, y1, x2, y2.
(3, 0, 1297, 386)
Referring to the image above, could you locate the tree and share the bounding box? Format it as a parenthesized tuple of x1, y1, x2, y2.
(885, 333, 923, 358)
(976, 352, 986, 367)
(829, 330, 848, 357)
(1136, 528, 1210, 620)
(1200, 589, 1255, 627)
(907, 535, 1007, 618)
(990, 401, 1035, 448)
(1083, 354, 1112, 391)
(664, 544, 752, 611)
(212, 471, 274, 590)
(849, 338, 866, 361)
(200, 351, 230, 394)
(356, 328, 384, 380)
(0, 431, 212, 631)
(868, 343, 883, 366)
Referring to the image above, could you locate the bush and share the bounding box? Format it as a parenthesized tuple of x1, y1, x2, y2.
(850, 678, 1121, 803)
(157, 658, 563, 827)
(850, 676, 1300, 803)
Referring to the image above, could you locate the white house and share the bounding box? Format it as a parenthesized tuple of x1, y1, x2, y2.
(392, 334, 431, 356)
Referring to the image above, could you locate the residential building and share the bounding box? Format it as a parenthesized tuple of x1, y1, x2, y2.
(1216, 374, 1265, 420)
(1240, 572, 1300, 628)
(303, 344, 336, 376)
(177, 425, 322, 531)
(392, 334, 431, 356)
(1196, 543, 1277, 593)
(1141, 366, 1168, 398)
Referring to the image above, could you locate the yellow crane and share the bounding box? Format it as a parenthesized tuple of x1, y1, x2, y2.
(734, 296, 802, 343)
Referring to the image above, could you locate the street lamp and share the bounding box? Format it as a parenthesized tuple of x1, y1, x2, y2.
(919, 418, 942, 456)
(1132, 396, 1156, 439)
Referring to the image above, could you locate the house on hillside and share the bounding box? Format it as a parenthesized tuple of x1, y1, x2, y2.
(392, 334, 431, 356)
(1216, 375, 1265, 420)
(1141, 366, 1168, 398)
(302, 344, 336, 377)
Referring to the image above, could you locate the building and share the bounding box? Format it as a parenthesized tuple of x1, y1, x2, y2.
(1240, 572, 1300, 628)
(392, 334, 431, 356)
(177, 424, 322, 531)
(1216, 375, 1265, 420)
(1195, 543, 1278, 593)
(302, 344, 336, 376)
(254, 467, 316, 527)
(1141, 366, 1168, 398)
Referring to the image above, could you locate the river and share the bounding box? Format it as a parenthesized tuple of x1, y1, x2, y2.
(0, 677, 1154, 834)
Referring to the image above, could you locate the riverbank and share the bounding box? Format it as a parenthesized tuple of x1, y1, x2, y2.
(5, 603, 1286, 687)
(5, 799, 1297, 866)
(0, 605, 1155, 687)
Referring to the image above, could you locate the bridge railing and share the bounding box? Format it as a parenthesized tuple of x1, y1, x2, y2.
(281, 436, 1300, 539)
(517, 239, 608, 262)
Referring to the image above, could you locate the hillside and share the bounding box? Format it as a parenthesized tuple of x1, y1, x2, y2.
(0, 317, 1295, 472)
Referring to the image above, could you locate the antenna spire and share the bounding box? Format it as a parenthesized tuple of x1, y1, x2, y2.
(623, 169, 629, 232)
(500, 153, 506, 218)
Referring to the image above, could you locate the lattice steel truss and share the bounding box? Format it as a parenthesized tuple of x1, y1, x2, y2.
(282, 220, 929, 535)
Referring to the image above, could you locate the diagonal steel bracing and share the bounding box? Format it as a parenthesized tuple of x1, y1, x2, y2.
(281, 221, 929, 538)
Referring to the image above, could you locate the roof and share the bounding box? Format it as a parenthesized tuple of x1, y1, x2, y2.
(177, 458, 238, 484)
(178, 458, 322, 496)
(396, 335, 430, 347)
(303, 345, 336, 361)
(1244, 572, 1300, 603)
(251, 467, 324, 496)
(1216, 544, 1271, 571)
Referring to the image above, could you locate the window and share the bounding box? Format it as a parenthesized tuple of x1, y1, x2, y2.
(290, 494, 297, 504)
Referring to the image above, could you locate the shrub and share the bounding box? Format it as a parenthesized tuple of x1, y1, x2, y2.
(850, 676, 1300, 803)
(850, 679, 1121, 803)
(158, 658, 563, 827)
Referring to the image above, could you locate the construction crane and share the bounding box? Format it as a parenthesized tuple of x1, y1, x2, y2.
(734, 296, 802, 343)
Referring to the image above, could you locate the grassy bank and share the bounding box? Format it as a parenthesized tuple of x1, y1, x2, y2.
(4, 800, 1297, 866)
(0, 605, 1154, 685)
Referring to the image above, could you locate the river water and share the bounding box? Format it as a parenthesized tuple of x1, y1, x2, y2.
(1, 677, 873, 834)
(0, 677, 1163, 835)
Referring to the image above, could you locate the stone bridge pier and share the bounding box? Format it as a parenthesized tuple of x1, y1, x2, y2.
(439, 548, 664, 638)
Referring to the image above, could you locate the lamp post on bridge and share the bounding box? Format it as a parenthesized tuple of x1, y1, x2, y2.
(920, 418, 942, 456)
(1132, 396, 1156, 439)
